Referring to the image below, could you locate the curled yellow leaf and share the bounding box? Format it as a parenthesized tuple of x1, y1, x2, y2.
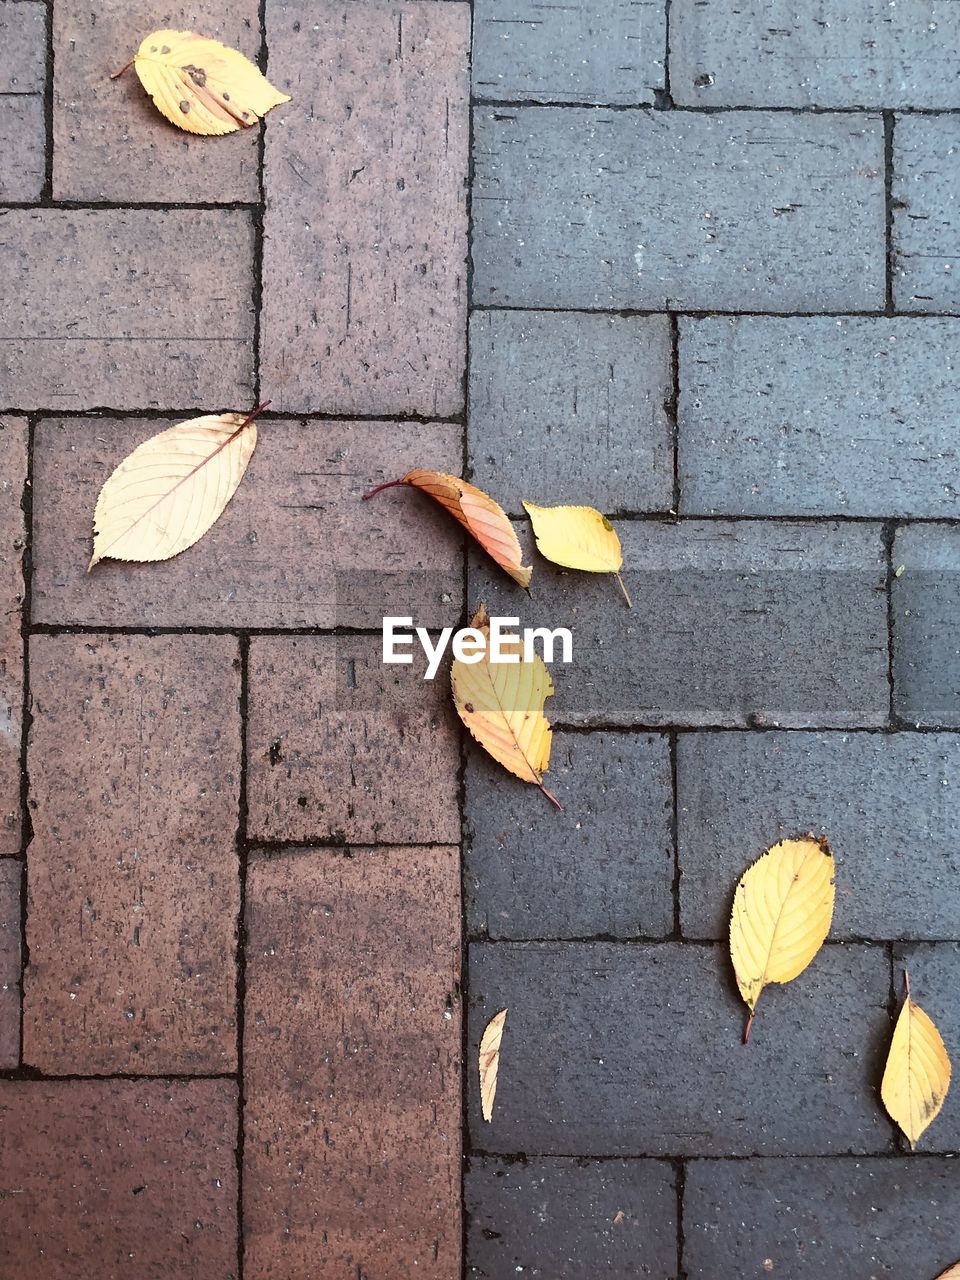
(882, 973, 952, 1149)
(479, 1007, 508, 1123)
(729, 836, 835, 1043)
(522, 501, 631, 606)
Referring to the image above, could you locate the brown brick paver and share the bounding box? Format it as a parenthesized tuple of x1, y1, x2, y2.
(244, 846, 461, 1280)
(0, 859, 20, 1067)
(0, 417, 26, 856)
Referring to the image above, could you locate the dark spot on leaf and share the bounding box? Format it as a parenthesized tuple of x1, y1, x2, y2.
(465, 702, 474, 713)
(150, 45, 157, 53)
(242, 110, 249, 119)
(185, 64, 207, 87)
(222, 90, 230, 101)
(179, 100, 190, 113)
(160, 45, 171, 55)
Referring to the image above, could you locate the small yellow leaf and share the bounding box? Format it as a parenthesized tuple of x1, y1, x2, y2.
(882, 973, 952, 1149)
(89, 405, 263, 569)
(480, 1007, 508, 1122)
(522, 501, 631, 606)
(119, 30, 290, 136)
(729, 836, 835, 1043)
(935, 1264, 960, 1279)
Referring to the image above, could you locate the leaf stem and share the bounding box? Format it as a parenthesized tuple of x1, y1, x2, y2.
(241, 400, 271, 428)
(614, 572, 633, 608)
(743, 1008, 756, 1045)
(538, 780, 563, 811)
(362, 478, 404, 500)
(110, 58, 136, 79)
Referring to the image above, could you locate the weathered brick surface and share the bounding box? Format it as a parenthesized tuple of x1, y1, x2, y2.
(0, 417, 26, 856)
(0, 859, 19, 1068)
(465, 1157, 677, 1278)
(32, 417, 464, 628)
(472, 109, 885, 311)
(892, 944, 960, 1151)
(53, 0, 262, 203)
(0, 210, 255, 410)
(468, 311, 673, 514)
(468, 942, 891, 1156)
(470, 520, 888, 728)
(671, 0, 960, 109)
(892, 524, 960, 727)
(0, 1080, 238, 1278)
(679, 317, 960, 517)
(472, 0, 664, 105)
(894, 116, 960, 313)
(24, 634, 240, 1074)
(678, 731, 960, 941)
(246, 636, 460, 845)
(0, 0, 46, 92)
(244, 846, 461, 1280)
(261, 0, 470, 416)
(465, 732, 673, 940)
(684, 1158, 960, 1278)
(0, 96, 44, 201)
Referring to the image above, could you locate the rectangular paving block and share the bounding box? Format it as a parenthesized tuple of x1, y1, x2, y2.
(894, 116, 960, 313)
(0, 209, 255, 411)
(0, 0, 46, 92)
(261, 0, 470, 416)
(468, 942, 891, 1155)
(0, 859, 19, 1067)
(892, 524, 960, 726)
(53, 0, 262, 202)
(24, 634, 240, 1074)
(244, 846, 461, 1280)
(684, 1157, 960, 1278)
(31, 417, 464, 628)
(0, 418, 25, 855)
(0, 1080, 238, 1279)
(472, 0, 665, 105)
(679, 317, 960, 518)
(678, 731, 960, 941)
(0, 96, 44, 201)
(246, 635, 460, 845)
(472, 109, 885, 311)
(468, 310, 674, 514)
(893, 944, 960, 1152)
(469, 520, 889, 728)
(670, 0, 960, 108)
(465, 731, 674, 940)
(465, 1157, 677, 1279)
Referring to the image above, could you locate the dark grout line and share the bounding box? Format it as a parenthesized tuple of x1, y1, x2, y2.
(883, 112, 896, 315)
(471, 97, 959, 116)
(503, 509, 960, 524)
(466, 935, 912, 948)
(882, 520, 898, 725)
(468, 303, 960, 320)
(235, 634, 251, 1280)
(0, 199, 261, 212)
(1, 407, 465, 426)
(40, 0, 53, 200)
(673, 1157, 687, 1280)
(468, 1146, 953, 1162)
(0, 1067, 239, 1082)
(15, 416, 37, 1067)
(669, 731, 682, 939)
(552, 722, 960, 735)
(667, 313, 680, 515)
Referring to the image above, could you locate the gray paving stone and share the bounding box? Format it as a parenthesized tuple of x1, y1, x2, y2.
(465, 1157, 677, 1278)
(469, 519, 889, 728)
(472, 0, 665, 106)
(0, 0, 46, 93)
(473, 109, 885, 311)
(892, 524, 960, 727)
(679, 317, 960, 518)
(685, 1158, 960, 1278)
(468, 942, 891, 1156)
(894, 116, 960, 313)
(892, 944, 960, 1152)
(468, 311, 674, 514)
(670, 0, 960, 109)
(0, 97, 44, 202)
(465, 731, 673, 940)
(678, 731, 960, 941)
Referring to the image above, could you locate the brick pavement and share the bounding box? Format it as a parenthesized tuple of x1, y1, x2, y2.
(1, 0, 960, 1277)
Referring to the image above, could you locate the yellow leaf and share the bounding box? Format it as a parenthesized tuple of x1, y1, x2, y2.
(116, 30, 290, 136)
(89, 405, 263, 569)
(479, 1007, 508, 1122)
(452, 604, 559, 808)
(935, 1264, 960, 1279)
(522, 501, 631, 606)
(729, 836, 835, 1043)
(881, 972, 952, 1149)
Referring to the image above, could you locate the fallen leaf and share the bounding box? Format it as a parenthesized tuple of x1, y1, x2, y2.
(480, 1007, 508, 1122)
(363, 471, 531, 588)
(113, 30, 290, 135)
(89, 404, 264, 569)
(935, 1265, 960, 1279)
(452, 604, 559, 809)
(523, 500, 631, 606)
(882, 971, 952, 1149)
(729, 836, 835, 1043)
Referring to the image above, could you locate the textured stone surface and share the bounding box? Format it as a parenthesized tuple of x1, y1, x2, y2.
(0, 858, 19, 1067)
(894, 115, 960, 313)
(465, 1157, 677, 1279)
(261, 0, 470, 416)
(468, 942, 891, 1156)
(473, 109, 885, 311)
(244, 846, 461, 1280)
(0, 0, 46, 92)
(0, 96, 45, 201)
(892, 524, 960, 727)
(465, 732, 674, 940)
(0, 1080, 238, 1279)
(53, 0, 262, 203)
(679, 316, 960, 517)
(671, 0, 960, 108)
(893, 944, 960, 1151)
(678, 731, 960, 940)
(685, 1158, 960, 1278)
(24, 634, 240, 1074)
(246, 636, 460, 845)
(472, 0, 664, 105)
(0, 209, 255, 410)
(32, 417, 464, 628)
(0, 418, 25, 857)
(468, 311, 673, 514)
(470, 520, 889, 728)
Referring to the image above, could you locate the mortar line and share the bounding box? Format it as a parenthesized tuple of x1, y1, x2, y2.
(41, 0, 53, 199)
(674, 1157, 687, 1280)
(882, 520, 898, 725)
(15, 416, 37, 1067)
(668, 313, 680, 514)
(669, 731, 682, 939)
(884, 112, 896, 315)
(235, 633, 251, 1280)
